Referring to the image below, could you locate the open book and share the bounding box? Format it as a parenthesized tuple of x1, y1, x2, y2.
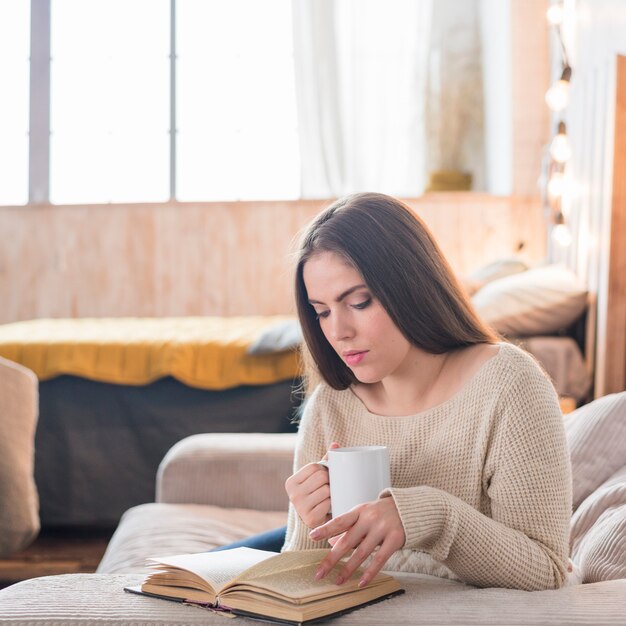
(125, 547, 404, 625)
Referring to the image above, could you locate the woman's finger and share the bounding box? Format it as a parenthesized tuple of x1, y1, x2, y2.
(320, 441, 341, 462)
(358, 537, 400, 587)
(300, 466, 331, 495)
(309, 507, 359, 542)
(314, 517, 365, 580)
(334, 534, 383, 585)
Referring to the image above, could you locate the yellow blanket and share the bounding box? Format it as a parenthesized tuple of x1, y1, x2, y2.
(0, 317, 300, 390)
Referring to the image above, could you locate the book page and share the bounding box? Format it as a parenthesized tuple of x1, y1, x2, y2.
(227, 561, 359, 602)
(228, 549, 329, 588)
(148, 547, 277, 593)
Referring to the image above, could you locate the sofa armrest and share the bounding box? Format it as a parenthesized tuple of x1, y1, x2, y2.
(156, 433, 297, 511)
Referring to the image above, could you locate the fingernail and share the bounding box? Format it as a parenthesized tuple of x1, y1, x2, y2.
(315, 569, 324, 580)
(335, 576, 344, 585)
(358, 578, 367, 587)
(309, 529, 321, 539)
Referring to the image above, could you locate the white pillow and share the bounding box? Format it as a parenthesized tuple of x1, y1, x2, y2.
(570, 464, 626, 583)
(471, 264, 587, 336)
(247, 319, 302, 355)
(564, 392, 626, 511)
(468, 257, 529, 285)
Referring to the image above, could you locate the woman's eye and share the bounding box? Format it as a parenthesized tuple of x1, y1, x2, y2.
(316, 310, 330, 320)
(352, 298, 372, 310)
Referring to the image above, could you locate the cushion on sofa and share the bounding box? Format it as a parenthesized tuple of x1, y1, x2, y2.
(97, 502, 286, 575)
(471, 264, 587, 336)
(570, 464, 626, 583)
(0, 357, 40, 558)
(564, 391, 626, 510)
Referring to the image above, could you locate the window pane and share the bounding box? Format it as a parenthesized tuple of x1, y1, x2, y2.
(0, 1, 30, 205)
(50, 0, 169, 204)
(177, 0, 300, 201)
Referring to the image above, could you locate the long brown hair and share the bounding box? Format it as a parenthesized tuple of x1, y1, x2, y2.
(295, 192, 498, 391)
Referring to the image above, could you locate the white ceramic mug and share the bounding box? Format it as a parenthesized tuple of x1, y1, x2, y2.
(318, 446, 391, 518)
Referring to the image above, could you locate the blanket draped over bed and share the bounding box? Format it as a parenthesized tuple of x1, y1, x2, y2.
(0, 316, 299, 390)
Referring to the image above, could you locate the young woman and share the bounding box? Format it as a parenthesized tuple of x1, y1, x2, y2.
(281, 192, 572, 591)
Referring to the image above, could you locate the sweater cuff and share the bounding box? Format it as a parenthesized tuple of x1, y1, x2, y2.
(381, 486, 448, 555)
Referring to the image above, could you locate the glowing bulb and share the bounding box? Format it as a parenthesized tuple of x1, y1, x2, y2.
(552, 223, 572, 247)
(547, 4, 564, 26)
(550, 122, 572, 163)
(545, 80, 570, 111)
(548, 171, 566, 198)
(550, 133, 572, 163)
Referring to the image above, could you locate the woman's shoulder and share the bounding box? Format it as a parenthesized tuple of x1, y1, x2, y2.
(486, 342, 560, 408)
(494, 341, 551, 375)
(459, 341, 553, 399)
(305, 381, 354, 410)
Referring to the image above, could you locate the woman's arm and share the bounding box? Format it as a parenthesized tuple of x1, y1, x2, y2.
(313, 365, 572, 591)
(282, 386, 331, 552)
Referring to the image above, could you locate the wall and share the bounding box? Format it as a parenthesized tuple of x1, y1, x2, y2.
(0, 0, 552, 325)
(0, 195, 545, 323)
(557, 0, 626, 395)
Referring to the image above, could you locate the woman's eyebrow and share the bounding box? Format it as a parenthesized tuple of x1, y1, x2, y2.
(308, 284, 368, 305)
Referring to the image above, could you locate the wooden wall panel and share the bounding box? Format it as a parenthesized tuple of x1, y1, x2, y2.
(0, 195, 545, 324)
(556, 0, 626, 396)
(603, 55, 626, 393)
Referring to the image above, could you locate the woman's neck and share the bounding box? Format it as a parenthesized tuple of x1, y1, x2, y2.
(354, 349, 452, 417)
(351, 343, 500, 417)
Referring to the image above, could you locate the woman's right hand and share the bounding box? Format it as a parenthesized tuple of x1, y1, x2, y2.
(285, 442, 340, 529)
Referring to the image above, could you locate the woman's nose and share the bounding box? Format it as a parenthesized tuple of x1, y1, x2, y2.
(329, 313, 354, 342)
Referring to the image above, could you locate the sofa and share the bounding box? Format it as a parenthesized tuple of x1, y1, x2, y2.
(1, 393, 626, 625)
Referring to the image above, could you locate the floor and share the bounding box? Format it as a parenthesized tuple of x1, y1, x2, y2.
(0, 527, 113, 590)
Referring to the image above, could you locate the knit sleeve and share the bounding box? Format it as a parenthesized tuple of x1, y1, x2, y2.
(382, 363, 572, 590)
(282, 386, 331, 552)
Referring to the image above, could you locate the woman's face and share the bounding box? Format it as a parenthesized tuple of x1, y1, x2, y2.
(303, 251, 417, 385)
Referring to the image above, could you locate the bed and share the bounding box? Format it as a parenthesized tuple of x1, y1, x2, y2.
(0, 317, 302, 528)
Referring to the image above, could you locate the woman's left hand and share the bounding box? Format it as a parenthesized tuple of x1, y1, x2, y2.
(308, 496, 406, 587)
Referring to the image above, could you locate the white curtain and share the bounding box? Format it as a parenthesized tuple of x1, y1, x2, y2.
(292, 0, 433, 198)
(427, 0, 485, 190)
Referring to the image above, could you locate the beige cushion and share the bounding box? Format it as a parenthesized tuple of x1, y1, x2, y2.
(156, 433, 296, 510)
(2, 572, 626, 625)
(97, 502, 286, 574)
(564, 392, 626, 510)
(471, 264, 587, 336)
(0, 357, 40, 557)
(571, 465, 626, 583)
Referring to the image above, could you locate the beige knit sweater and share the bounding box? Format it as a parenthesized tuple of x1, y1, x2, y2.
(283, 343, 572, 591)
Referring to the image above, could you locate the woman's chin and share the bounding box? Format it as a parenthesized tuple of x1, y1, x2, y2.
(351, 369, 382, 385)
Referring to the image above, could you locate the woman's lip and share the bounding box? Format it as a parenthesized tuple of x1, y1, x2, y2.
(344, 351, 367, 366)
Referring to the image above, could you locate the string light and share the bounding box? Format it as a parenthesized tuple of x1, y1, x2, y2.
(550, 121, 573, 163)
(543, 2, 573, 248)
(546, 3, 565, 26)
(547, 170, 565, 199)
(545, 66, 572, 112)
(552, 212, 572, 247)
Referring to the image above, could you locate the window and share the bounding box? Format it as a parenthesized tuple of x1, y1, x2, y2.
(0, 0, 30, 206)
(176, 0, 300, 201)
(12, 0, 300, 205)
(50, 0, 170, 204)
